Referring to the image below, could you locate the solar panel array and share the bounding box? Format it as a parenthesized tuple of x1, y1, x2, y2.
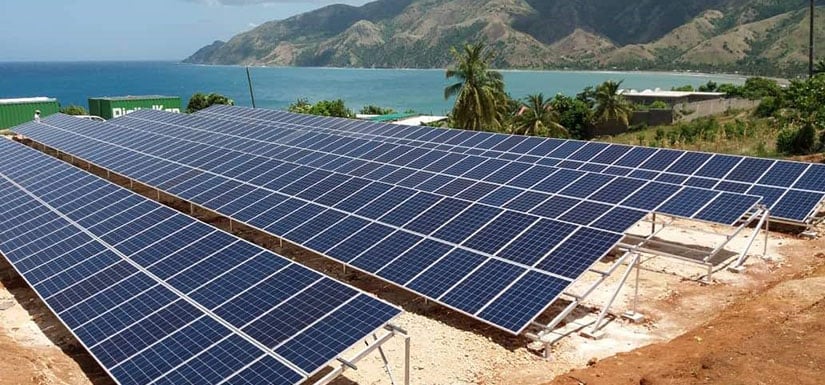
(0, 138, 400, 385)
(14, 114, 649, 335)
(120, 109, 761, 227)
(199, 105, 825, 223)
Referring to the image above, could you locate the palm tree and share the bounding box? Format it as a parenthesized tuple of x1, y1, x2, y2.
(512, 93, 568, 137)
(444, 42, 507, 131)
(594, 80, 633, 126)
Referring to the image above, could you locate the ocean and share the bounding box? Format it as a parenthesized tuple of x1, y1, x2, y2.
(0, 61, 746, 115)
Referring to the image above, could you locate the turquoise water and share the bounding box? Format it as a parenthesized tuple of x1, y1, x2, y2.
(0, 61, 745, 115)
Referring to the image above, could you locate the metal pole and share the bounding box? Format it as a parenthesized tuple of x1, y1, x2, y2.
(763, 209, 769, 257)
(811, 0, 816, 78)
(633, 255, 640, 315)
(591, 253, 639, 333)
(246, 66, 257, 108)
(404, 336, 410, 385)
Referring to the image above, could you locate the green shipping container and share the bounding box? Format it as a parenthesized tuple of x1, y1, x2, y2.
(0, 97, 59, 129)
(88, 95, 182, 119)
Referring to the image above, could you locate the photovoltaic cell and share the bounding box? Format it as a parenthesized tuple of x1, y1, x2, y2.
(0, 139, 400, 385)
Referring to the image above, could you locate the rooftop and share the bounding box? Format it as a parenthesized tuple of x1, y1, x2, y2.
(0, 97, 56, 105)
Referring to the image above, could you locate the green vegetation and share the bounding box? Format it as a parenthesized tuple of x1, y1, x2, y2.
(59, 105, 88, 116)
(288, 98, 355, 118)
(186, 93, 234, 113)
(607, 113, 778, 156)
(511, 94, 568, 137)
(359, 105, 396, 115)
(444, 42, 507, 131)
(603, 75, 825, 158)
(594, 80, 633, 126)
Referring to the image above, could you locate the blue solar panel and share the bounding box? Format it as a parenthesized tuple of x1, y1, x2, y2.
(657, 188, 720, 217)
(404, 198, 471, 235)
(441, 259, 525, 314)
(695, 155, 741, 178)
(536, 228, 622, 278)
(558, 201, 612, 225)
(794, 164, 825, 192)
(614, 147, 656, 167)
(559, 173, 616, 198)
(328, 223, 395, 263)
(0, 139, 399, 385)
(433, 205, 502, 244)
(589, 178, 647, 204)
(23, 110, 784, 338)
(640, 149, 684, 171)
(694, 192, 759, 225)
(350, 231, 422, 273)
(478, 271, 570, 333)
(407, 249, 487, 298)
(497, 219, 577, 266)
(726, 158, 774, 183)
(463, 211, 537, 254)
(772, 190, 825, 221)
(376, 239, 453, 284)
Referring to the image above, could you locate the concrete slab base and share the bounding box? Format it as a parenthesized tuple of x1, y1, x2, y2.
(727, 265, 747, 274)
(621, 311, 645, 323)
(580, 330, 606, 340)
(801, 231, 818, 239)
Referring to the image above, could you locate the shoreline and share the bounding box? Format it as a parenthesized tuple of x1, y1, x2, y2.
(2, 60, 771, 81)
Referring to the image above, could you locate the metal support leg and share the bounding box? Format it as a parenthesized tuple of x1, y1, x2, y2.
(130, 179, 134, 189)
(622, 255, 645, 323)
(373, 334, 396, 385)
(705, 263, 713, 283)
(156, 189, 161, 201)
(651, 213, 656, 235)
(590, 253, 640, 334)
(404, 335, 410, 385)
(763, 210, 769, 258)
(190, 202, 194, 215)
(229, 219, 234, 232)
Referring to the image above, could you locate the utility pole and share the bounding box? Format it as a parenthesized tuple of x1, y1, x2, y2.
(246, 66, 257, 108)
(811, 0, 815, 78)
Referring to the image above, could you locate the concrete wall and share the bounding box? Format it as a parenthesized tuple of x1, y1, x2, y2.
(589, 109, 674, 137)
(675, 98, 759, 122)
(589, 98, 759, 136)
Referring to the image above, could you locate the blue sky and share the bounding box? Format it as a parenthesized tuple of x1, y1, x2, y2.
(0, 0, 371, 61)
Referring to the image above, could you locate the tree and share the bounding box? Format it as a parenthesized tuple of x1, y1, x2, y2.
(594, 80, 633, 126)
(186, 92, 234, 113)
(698, 81, 719, 92)
(444, 42, 507, 131)
(512, 93, 568, 137)
(551, 94, 593, 139)
(359, 105, 396, 115)
(60, 105, 87, 115)
(671, 85, 695, 92)
(288, 98, 354, 118)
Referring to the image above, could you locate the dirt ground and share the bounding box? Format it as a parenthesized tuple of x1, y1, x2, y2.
(1, 147, 825, 385)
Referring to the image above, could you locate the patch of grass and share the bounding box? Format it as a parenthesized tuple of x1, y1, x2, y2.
(599, 111, 782, 157)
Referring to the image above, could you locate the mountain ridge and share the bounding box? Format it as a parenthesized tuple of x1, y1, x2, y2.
(184, 0, 823, 76)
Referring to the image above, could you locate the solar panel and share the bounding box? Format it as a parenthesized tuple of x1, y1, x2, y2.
(0, 138, 400, 385)
(16, 114, 635, 335)
(196, 106, 824, 223)
(180, 108, 767, 223)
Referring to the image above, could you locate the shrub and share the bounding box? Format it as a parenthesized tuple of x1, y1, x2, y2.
(649, 100, 669, 109)
(755, 96, 780, 118)
(776, 124, 817, 155)
(60, 105, 87, 115)
(359, 105, 395, 115)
